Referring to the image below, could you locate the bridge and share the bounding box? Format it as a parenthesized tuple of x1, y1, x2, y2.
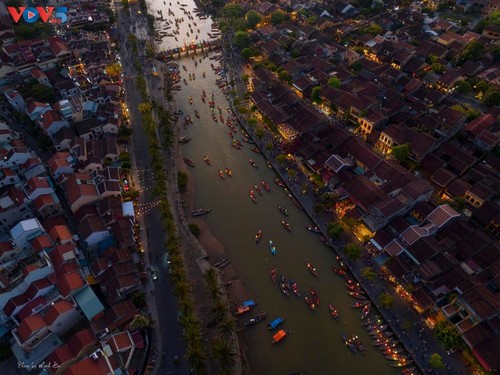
(156, 39, 221, 61)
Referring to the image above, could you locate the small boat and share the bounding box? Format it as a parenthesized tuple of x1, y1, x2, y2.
(255, 230, 262, 243)
(183, 157, 195, 167)
(310, 289, 320, 306)
(267, 160, 274, 170)
(279, 282, 290, 297)
(361, 303, 371, 319)
(194, 110, 200, 118)
(218, 170, 225, 180)
(305, 296, 316, 311)
(347, 283, 363, 292)
(342, 333, 357, 354)
(271, 329, 287, 344)
(203, 156, 211, 166)
(347, 291, 367, 300)
(245, 312, 267, 327)
(390, 360, 413, 368)
(277, 205, 289, 216)
(305, 225, 321, 233)
(249, 159, 258, 168)
(331, 266, 347, 277)
(250, 146, 262, 154)
(236, 300, 257, 315)
(329, 304, 339, 320)
(262, 181, 271, 192)
(289, 281, 300, 297)
(281, 220, 291, 231)
(363, 315, 382, 325)
(250, 190, 257, 203)
(267, 317, 284, 330)
(351, 301, 367, 308)
(224, 168, 232, 177)
(353, 336, 366, 355)
(274, 178, 286, 188)
(188, 96, 193, 104)
(270, 267, 277, 283)
(179, 136, 191, 144)
(254, 185, 263, 195)
(191, 209, 211, 217)
(306, 262, 318, 277)
(269, 240, 277, 255)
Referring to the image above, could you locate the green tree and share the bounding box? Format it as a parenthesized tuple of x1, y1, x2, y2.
(427, 54, 439, 64)
(233, 31, 251, 50)
(189, 223, 200, 237)
(185, 341, 208, 375)
(458, 41, 486, 64)
(241, 47, 258, 60)
(211, 336, 236, 372)
(14, 23, 53, 40)
(287, 169, 297, 178)
(314, 203, 324, 213)
(379, 293, 394, 309)
(132, 292, 147, 308)
(351, 61, 363, 73)
(247, 117, 258, 127)
(178, 171, 188, 193)
(255, 127, 264, 138)
(278, 70, 291, 83)
(361, 22, 383, 36)
(327, 222, 344, 238)
(327, 77, 342, 88)
(428, 353, 445, 369)
(343, 217, 360, 229)
(245, 10, 262, 29)
(361, 267, 376, 281)
(451, 104, 481, 122)
(433, 321, 465, 350)
(391, 144, 410, 164)
(129, 314, 152, 330)
(217, 316, 236, 337)
(270, 10, 289, 25)
(28, 83, 57, 103)
(344, 243, 361, 260)
(221, 3, 243, 18)
(265, 142, 273, 151)
(475, 10, 500, 33)
(105, 63, 122, 81)
(454, 80, 473, 95)
(431, 62, 445, 74)
(276, 154, 288, 165)
(311, 86, 322, 103)
(482, 87, 500, 108)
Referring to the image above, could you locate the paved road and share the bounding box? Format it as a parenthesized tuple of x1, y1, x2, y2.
(115, 4, 189, 374)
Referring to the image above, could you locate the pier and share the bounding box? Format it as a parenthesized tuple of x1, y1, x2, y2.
(156, 39, 220, 60)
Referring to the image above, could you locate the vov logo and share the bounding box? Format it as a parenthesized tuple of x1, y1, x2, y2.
(7, 7, 68, 24)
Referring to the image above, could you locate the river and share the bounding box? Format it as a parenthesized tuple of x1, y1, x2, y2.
(149, 1, 400, 374)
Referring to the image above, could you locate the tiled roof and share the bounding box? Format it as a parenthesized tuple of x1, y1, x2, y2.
(45, 300, 74, 325)
(68, 328, 97, 357)
(17, 314, 47, 342)
(17, 296, 47, 321)
(57, 271, 85, 297)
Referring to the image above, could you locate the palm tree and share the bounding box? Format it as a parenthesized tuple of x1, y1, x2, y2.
(217, 316, 236, 337)
(185, 341, 207, 375)
(211, 336, 236, 373)
(211, 300, 228, 322)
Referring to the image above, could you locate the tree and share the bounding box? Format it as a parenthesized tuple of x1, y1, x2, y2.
(245, 10, 262, 29)
(217, 316, 236, 337)
(129, 314, 152, 330)
(178, 171, 188, 193)
(287, 168, 297, 178)
(276, 154, 288, 165)
(391, 144, 410, 164)
(14, 23, 53, 40)
(433, 321, 465, 350)
(327, 77, 342, 88)
(255, 128, 264, 138)
(327, 222, 344, 238)
(314, 203, 324, 213)
(351, 61, 363, 73)
(361, 22, 383, 36)
(458, 41, 486, 64)
(185, 341, 208, 375)
(428, 353, 445, 369)
(482, 87, 500, 107)
(342, 217, 360, 229)
(379, 293, 394, 309)
(265, 142, 273, 151)
(431, 62, 445, 74)
(311, 86, 322, 103)
(278, 70, 291, 83)
(189, 223, 200, 237)
(270, 10, 289, 26)
(132, 292, 147, 308)
(247, 117, 258, 127)
(233, 31, 251, 50)
(344, 243, 361, 260)
(454, 80, 473, 95)
(211, 336, 236, 372)
(105, 63, 122, 81)
(241, 47, 258, 60)
(221, 3, 243, 18)
(361, 267, 376, 281)
(29, 83, 57, 103)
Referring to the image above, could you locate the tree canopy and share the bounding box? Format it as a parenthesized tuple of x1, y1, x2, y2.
(270, 10, 289, 26)
(221, 3, 243, 18)
(344, 243, 361, 260)
(379, 293, 394, 309)
(428, 353, 445, 369)
(391, 144, 410, 164)
(327, 222, 344, 238)
(24, 83, 57, 103)
(433, 321, 465, 350)
(328, 77, 342, 88)
(245, 10, 262, 29)
(233, 31, 251, 50)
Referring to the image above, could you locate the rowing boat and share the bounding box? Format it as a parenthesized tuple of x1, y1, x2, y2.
(306, 262, 318, 277)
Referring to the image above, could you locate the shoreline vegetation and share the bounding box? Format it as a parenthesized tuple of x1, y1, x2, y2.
(124, 2, 246, 373)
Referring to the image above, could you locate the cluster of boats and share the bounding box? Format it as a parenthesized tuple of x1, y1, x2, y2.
(237, 299, 287, 344)
(341, 333, 367, 355)
(273, 178, 304, 211)
(248, 181, 271, 203)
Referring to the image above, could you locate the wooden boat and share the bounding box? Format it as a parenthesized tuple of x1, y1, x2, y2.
(372, 338, 391, 346)
(203, 156, 211, 166)
(254, 185, 263, 195)
(262, 181, 271, 192)
(274, 178, 286, 188)
(281, 220, 292, 231)
(267, 317, 284, 330)
(347, 291, 367, 300)
(245, 312, 267, 327)
(353, 336, 366, 355)
(255, 230, 262, 243)
(270, 267, 277, 283)
(218, 170, 225, 180)
(331, 266, 347, 277)
(267, 160, 274, 170)
(305, 296, 316, 311)
(279, 281, 290, 297)
(191, 209, 211, 217)
(401, 367, 417, 375)
(250, 190, 257, 203)
(306, 262, 318, 277)
(305, 225, 321, 233)
(236, 300, 256, 315)
(361, 303, 371, 319)
(347, 283, 363, 292)
(250, 146, 262, 154)
(179, 136, 191, 144)
(389, 359, 413, 368)
(183, 158, 195, 167)
(329, 304, 339, 320)
(352, 301, 367, 308)
(224, 168, 232, 177)
(249, 159, 258, 168)
(269, 240, 277, 255)
(342, 333, 357, 353)
(277, 205, 289, 216)
(363, 315, 382, 325)
(194, 110, 200, 118)
(289, 280, 300, 297)
(271, 329, 287, 344)
(310, 289, 320, 306)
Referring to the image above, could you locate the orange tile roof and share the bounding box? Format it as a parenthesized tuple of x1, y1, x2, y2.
(30, 234, 54, 252)
(63, 357, 102, 375)
(33, 194, 55, 210)
(57, 272, 84, 297)
(17, 314, 47, 342)
(68, 328, 97, 356)
(47, 344, 75, 372)
(49, 225, 73, 242)
(45, 300, 74, 326)
(109, 331, 132, 353)
(22, 263, 39, 276)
